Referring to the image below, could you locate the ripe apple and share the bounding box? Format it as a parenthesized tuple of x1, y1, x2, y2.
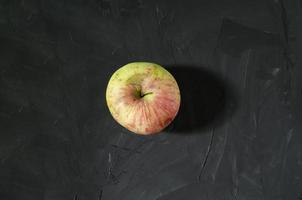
(106, 62, 181, 135)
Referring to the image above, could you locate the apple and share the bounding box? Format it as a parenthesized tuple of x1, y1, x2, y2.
(106, 62, 181, 135)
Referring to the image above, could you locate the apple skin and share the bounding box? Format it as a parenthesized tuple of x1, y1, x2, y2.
(106, 62, 181, 135)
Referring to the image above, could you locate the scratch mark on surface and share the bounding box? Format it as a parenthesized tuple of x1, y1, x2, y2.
(279, 0, 289, 43)
(278, 0, 294, 68)
(282, 128, 293, 166)
(111, 46, 122, 55)
(155, 5, 166, 25)
(116, 132, 124, 146)
(212, 125, 228, 181)
(74, 193, 79, 200)
(108, 152, 112, 177)
(279, 128, 294, 191)
(169, 41, 177, 64)
(240, 173, 262, 190)
(272, 67, 280, 76)
(252, 112, 258, 129)
(53, 119, 59, 125)
(155, 183, 190, 200)
(18, 106, 23, 113)
(99, 190, 103, 200)
(232, 154, 239, 199)
(111, 144, 141, 154)
(243, 49, 252, 90)
(286, 128, 293, 145)
(198, 128, 215, 182)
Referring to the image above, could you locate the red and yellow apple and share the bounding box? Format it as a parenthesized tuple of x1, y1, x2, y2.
(106, 62, 181, 135)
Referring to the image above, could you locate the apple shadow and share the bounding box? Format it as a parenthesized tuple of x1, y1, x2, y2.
(164, 66, 238, 134)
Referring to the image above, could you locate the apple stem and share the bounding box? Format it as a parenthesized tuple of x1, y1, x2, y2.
(140, 92, 153, 98)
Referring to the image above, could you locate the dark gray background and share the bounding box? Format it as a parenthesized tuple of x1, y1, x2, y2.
(0, 0, 302, 199)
